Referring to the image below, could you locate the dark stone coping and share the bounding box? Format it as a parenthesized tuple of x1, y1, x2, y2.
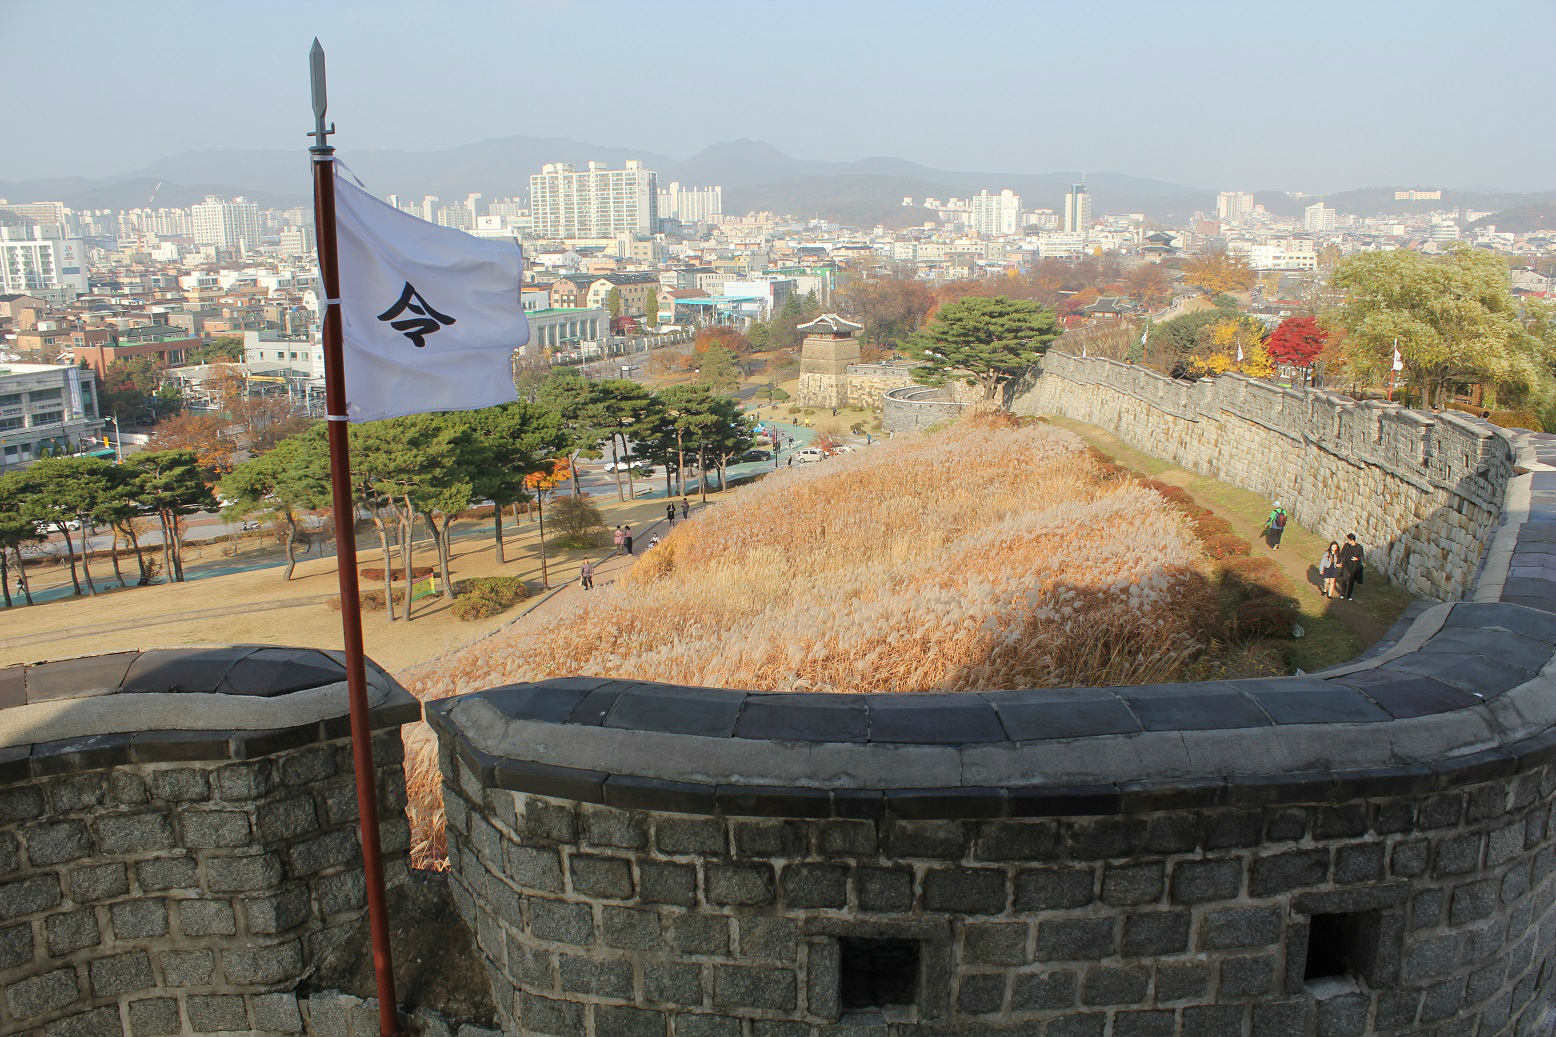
(1, 645, 353, 708)
(424, 599, 1556, 819)
(0, 646, 422, 786)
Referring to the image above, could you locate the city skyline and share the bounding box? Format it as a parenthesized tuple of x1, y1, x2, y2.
(2, 0, 1553, 194)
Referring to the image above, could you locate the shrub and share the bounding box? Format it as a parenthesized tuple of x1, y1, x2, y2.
(360, 566, 436, 582)
(1234, 600, 1296, 637)
(328, 588, 406, 611)
(549, 494, 606, 550)
(451, 594, 506, 621)
(1216, 555, 1297, 601)
(1202, 533, 1251, 559)
(1192, 514, 1235, 539)
(455, 576, 528, 607)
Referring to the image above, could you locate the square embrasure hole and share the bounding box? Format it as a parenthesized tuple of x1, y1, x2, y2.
(839, 938, 920, 1011)
(1304, 909, 1384, 984)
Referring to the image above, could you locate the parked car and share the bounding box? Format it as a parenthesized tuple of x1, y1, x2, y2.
(793, 448, 826, 464)
(34, 518, 82, 535)
(740, 449, 771, 463)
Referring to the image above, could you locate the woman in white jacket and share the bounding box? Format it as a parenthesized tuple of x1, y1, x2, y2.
(1319, 542, 1340, 599)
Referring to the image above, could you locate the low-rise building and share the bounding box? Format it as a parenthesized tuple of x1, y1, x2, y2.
(0, 362, 105, 470)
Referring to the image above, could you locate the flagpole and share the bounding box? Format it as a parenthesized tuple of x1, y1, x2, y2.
(308, 40, 403, 1037)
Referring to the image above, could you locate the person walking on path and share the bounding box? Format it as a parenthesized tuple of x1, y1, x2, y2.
(666, 503, 676, 526)
(579, 558, 595, 591)
(1319, 541, 1341, 599)
(680, 498, 690, 520)
(623, 525, 635, 555)
(1264, 500, 1289, 550)
(1339, 534, 1365, 600)
(613, 526, 625, 556)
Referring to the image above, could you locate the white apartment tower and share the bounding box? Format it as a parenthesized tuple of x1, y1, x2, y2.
(658, 182, 723, 224)
(1304, 203, 1337, 232)
(530, 161, 660, 239)
(970, 189, 1022, 236)
(1217, 191, 1255, 221)
(190, 196, 262, 251)
(0, 226, 89, 296)
(1063, 182, 1092, 238)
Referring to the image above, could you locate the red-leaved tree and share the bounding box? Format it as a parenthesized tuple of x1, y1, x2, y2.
(1266, 316, 1328, 367)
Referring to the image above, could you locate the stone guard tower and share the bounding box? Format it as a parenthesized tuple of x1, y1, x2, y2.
(795, 313, 862, 408)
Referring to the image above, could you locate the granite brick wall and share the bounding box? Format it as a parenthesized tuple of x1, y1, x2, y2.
(0, 730, 410, 1037)
(881, 386, 966, 436)
(1011, 353, 1516, 601)
(437, 749, 1556, 1036)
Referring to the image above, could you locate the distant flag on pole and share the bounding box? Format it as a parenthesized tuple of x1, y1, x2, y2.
(331, 164, 528, 421)
(1140, 323, 1149, 347)
(1236, 342, 1244, 364)
(1392, 340, 1404, 372)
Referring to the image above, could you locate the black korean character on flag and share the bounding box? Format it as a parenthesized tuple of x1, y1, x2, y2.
(377, 282, 456, 348)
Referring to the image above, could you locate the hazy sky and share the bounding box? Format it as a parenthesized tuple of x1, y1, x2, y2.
(3, 0, 1552, 193)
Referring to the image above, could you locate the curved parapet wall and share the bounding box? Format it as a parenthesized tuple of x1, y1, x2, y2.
(426, 371, 1556, 1034)
(880, 385, 966, 436)
(1012, 352, 1516, 602)
(0, 646, 420, 1037)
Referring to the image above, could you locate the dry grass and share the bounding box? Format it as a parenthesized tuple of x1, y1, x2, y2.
(401, 415, 1215, 865)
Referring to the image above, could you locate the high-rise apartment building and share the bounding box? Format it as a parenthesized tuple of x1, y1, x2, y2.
(658, 182, 723, 224)
(1304, 203, 1337, 232)
(1217, 191, 1255, 221)
(0, 226, 89, 296)
(970, 189, 1022, 236)
(530, 161, 659, 239)
(1063, 182, 1092, 238)
(190, 196, 262, 251)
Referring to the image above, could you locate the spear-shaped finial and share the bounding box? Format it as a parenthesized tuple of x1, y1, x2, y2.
(308, 39, 335, 152)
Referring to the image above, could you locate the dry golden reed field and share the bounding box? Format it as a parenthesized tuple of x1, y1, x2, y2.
(402, 414, 1215, 863)
(412, 414, 1213, 701)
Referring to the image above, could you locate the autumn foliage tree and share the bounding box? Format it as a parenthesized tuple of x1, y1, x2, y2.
(693, 325, 752, 356)
(1266, 316, 1328, 368)
(1183, 249, 1256, 297)
(153, 413, 236, 476)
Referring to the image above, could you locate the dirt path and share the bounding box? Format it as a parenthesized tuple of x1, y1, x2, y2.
(1048, 417, 1412, 666)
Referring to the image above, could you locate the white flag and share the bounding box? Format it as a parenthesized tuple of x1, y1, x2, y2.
(1140, 323, 1149, 346)
(1392, 341, 1404, 372)
(1236, 342, 1244, 363)
(330, 163, 527, 422)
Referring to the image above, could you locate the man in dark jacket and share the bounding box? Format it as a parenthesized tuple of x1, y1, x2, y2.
(1338, 534, 1364, 600)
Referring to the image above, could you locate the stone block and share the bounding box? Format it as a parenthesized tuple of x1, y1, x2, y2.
(1155, 960, 1209, 1002)
(516, 991, 583, 1037)
(109, 772, 148, 807)
(782, 864, 849, 909)
(134, 855, 198, 892)
(0, 874, 62, 921)
(818, 820, 877, 857)
(880, 820, 966, 859)
(654, 816, 726, 856)
(43, 1007, 125, 1037)
(923, 868, 1006, 914)
(1121, 911, 1190, 957)
(712, 964, 797, 1011)
(285, 829, 359, 876)
(254, 794, 320, 843)
(857, 867, 914, 912)
(160, 948, 215, 986)
(1434, 833, 1483, 877)
(0, 922, 33, 970)
(252, 991, 304, 1033)
(675, 1014, 742, 1037)
(732, 819, 807, 857)
(187, 994, 249, 1033)
(127, 997, 181, 1037)
(806, 939, 840, 1020)
(181, 810, 252, 848)
(69, 862, 127, 903)
(528, 897, 595, 946)
(1450, 879, 1499, 925)
(1170, 858, 1242, 904)
(303, 990, 358, 1037)
(738, 916, 799, 963)
(1218, 954, 1276, 997)
(503, 844, 564, 893)
(1111, 1011, 1176, 1037)
(5, 967, 81, 1020)
(975, 820, 1061, 861)
(96, 811, 175, 853)
(1390, 840, 1429, 878)
(178, 898, 238, 937)
(1034, 918, 1115, 961)
(1250, 849, 1330, 896)
(1198, 906, 1281, 950)
(962, 922, 1027, 967)
(0, 785, 44, 824)
(645, 960, 703, 1005)
(670, 914, 729, 956)
(1314, 988, 1368, 1037)
(570, 854, 634, 899)
(594, 1004, 668, 1037)
(223, 940, 303, 985)
(45, 908, 101, 955)
(111, 898, 169, 940)
(517, 797, 578, 844)
(602, 905, 662, 951)
(1101, 862, 1164, 906)
(89, 951, 156, 996)
(1081, 963, 1149, 1006)
(317, 869, 368, 916)
(706, 862, 775, 907)
(1045, 1015, 1106, 1037)
(957, 972, 1004, 1014)
(1333, 843, 1386, 885)
(560, 953, 634, 999)
(1205, 810, 1265, 849)
(280, 746, 338, 786)
(245, 885, 313, 934)
(149, 768, 210, 802)
(1009, 969, 1075, 1011)
(50, 775, 107, 812)
(1014, 866, 1094, 911)
(25, 820, 92, 867)
(1181, 1005, 1247, 1037)
(206, 852, 282, 893)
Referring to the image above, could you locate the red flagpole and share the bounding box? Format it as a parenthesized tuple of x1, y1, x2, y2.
(308, 40, 403, 1037)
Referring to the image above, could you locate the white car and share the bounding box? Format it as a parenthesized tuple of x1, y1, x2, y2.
(793, 447, 827, 464)
(34, 518, 82, 535)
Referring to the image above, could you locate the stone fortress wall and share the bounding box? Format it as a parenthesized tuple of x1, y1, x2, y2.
(1012, 352, 1516, 602)
(15, 366, 1556, 1036)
